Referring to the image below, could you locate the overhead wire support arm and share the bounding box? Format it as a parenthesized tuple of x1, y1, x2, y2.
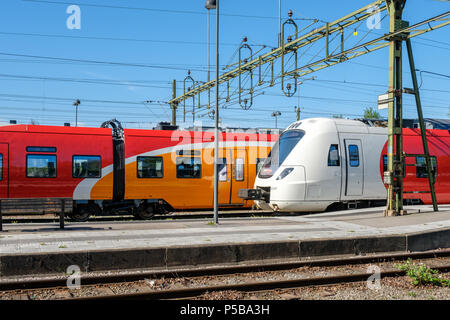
(183, 71, 195, 123)
(281, 10, 298, 97)
(238, 37, 253, 109)
(171, 7, 448, 110)
(285, 11, 450, 79)
(169, 0, 388, 106)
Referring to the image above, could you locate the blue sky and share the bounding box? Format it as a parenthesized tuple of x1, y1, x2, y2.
(0, 0, 448, 130)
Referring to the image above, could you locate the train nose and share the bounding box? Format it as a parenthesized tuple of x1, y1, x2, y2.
(267, 165, 306, 212)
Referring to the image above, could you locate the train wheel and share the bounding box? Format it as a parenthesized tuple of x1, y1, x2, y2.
(70, 204, 96, 222)
(135, 203, 155, 220)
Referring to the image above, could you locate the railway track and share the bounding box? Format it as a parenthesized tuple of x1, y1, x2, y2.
(1, 249, 449, 300)
(1, 202, 390, 224)
(72, 264, 450, 300)
(0, 210, 298, 224)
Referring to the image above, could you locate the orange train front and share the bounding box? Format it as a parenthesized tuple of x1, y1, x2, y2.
(0, 120, 278, 221)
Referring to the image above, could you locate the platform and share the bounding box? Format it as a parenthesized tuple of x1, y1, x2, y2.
(0, 205, 449, 277)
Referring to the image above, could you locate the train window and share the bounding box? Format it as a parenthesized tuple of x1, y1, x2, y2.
(416, 156, 437, 182)
(383, 155, 388, 172)
(73, 156, 101, 178)
(26, 154, 56, 178)
(176, 157, 201, 179)
(218, 158, 227, 181)
(176, 150, 201, 156)
(328, 145, 340, 166)
(259, 130, 305, 179)
(26, 146, 56, 153)
(235, 158, 244, 181)
(137, 156, 163, 178)
(0, 154, 2, 181)
(348, 145, 359, 167)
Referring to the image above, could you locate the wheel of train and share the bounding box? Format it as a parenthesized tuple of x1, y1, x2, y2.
(135, 202, 156, 220)
(70, 203, 99, 222)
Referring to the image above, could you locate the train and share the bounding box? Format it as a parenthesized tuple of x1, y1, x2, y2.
(0, 120, 277, 221)
(239, 118, 450, 212)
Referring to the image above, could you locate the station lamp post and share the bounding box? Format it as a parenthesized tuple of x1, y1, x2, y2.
(205, 0, 220, 224)
(205, 0, 216, 109)
(73, 99, 81, 127)
(272, 111, 281, 129)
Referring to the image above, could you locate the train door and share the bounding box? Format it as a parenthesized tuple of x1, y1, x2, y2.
(229, 149, 248, 204)
(218, 151, 231, 205)
(344, 139, 363, 196)
(0, 144, 8, 198)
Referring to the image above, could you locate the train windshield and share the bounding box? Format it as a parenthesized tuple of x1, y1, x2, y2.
(258, 130, 305, 178)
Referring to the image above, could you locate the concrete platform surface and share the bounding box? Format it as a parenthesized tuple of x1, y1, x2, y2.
(1, 204, 449, 276)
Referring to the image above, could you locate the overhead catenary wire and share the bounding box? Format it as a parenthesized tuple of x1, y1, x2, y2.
(0, 52, 210, 73)
(0, 31, 275, 49)
(1, 1, 447, 129)
(22, 0, 321, 21)
(0, 68, 446, 112)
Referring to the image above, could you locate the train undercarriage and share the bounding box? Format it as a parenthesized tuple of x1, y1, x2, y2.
(240, 187, 424, 213)
(71, 199, 174, 222)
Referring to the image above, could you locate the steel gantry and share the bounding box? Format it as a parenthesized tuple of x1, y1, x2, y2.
(383, 0, 440, 216)
(168, 0, 449, 216)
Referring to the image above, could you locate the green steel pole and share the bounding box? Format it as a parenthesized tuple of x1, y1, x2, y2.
(395, 29, 404, 215)
(385, 0, 406, 216)
(405, 39, 438, 212)
(385, 0, 396, 216)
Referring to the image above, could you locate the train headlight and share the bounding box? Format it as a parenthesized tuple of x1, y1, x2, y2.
(276, 168, 294, 180)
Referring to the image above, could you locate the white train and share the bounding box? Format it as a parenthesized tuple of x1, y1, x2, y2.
(239, 117, 449, 212)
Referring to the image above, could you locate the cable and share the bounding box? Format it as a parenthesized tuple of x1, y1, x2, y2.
(416, 69, 450, 79)
(0, 73, 175, 88)
(23, 0, 320, 21)
(0, 31, 273, 49)
(0, 92, 170, 106)
(0, 51, 209, 72)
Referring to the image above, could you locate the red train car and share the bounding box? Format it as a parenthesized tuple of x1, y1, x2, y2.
(381, 128, 450, 204)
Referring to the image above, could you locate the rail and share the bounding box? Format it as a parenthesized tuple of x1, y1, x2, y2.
(2, 249, 448, 299)
(70, 265, 450, 300)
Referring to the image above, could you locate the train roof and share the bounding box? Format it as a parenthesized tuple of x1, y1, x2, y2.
(284, 118, 450, 136)
(0, 124, 112, 135)
(0, 123, 279, 140)
(422, 118, 450, 130)
(356, 118, 450, 130)
(285, 118, 368, 131)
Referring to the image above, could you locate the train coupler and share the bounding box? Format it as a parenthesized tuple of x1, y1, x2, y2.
(238, 188, 262, 200)
(238, 188, 270, 203)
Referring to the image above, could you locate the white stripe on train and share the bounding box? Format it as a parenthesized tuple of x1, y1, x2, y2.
(73, 140, 275, 200)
